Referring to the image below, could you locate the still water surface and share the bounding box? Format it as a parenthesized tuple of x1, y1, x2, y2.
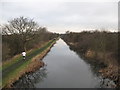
(14, 39, 114, 88)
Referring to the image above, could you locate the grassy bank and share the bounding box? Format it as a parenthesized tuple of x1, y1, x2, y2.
(1, 38, 58, 88)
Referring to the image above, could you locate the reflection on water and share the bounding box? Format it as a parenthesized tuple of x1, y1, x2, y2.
(13, 39, 116, 88)
(14, 66, 47, 88)
(67, 41, 116, 88)
(13, 66, 116, 88)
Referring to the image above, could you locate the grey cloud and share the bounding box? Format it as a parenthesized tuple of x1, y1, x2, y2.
(0, 1, 118, 33)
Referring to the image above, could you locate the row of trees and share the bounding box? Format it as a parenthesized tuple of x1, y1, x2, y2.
(2, 17, 58, 61)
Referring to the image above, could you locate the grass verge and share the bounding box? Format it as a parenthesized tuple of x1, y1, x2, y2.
(1, 38, 57, 88)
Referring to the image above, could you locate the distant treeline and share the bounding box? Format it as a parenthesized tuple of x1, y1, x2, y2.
(2, 17, 59, 61)
(62, 31, 119, 66)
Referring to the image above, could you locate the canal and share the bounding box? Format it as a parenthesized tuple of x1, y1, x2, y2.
(14, 38, 115, 88)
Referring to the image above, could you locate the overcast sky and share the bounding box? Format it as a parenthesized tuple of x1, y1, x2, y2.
(0, 0, 119, 33)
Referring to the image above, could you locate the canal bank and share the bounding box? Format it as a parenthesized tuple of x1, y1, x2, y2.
(2, 39, 57, 88)
(13, 38, 116, 88)
(63, 40, 119, 88)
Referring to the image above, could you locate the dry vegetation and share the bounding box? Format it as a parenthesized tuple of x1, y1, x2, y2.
(62, 30, 119, 87)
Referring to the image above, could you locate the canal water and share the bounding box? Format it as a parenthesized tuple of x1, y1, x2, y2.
(14, 38, 115, 88)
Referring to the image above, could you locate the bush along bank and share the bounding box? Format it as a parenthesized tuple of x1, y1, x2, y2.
(65, 41, 119, 88)
(2, 38, 58, 88)
(62, 31, 119, 87)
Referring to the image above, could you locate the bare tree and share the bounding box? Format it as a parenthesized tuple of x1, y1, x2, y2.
(2, 16, 39, 51)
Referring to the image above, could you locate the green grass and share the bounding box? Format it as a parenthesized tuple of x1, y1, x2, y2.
(2, 59, 31, 87)
(2, 56, 23, 70)
(1, 39, 57, 88)
(2, 39, 54, 70)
